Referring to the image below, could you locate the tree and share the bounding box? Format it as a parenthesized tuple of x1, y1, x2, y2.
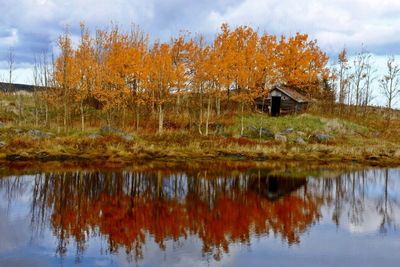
(54, 28, 78, 130)
(125, 25, 148, 130)
(229, 26, 261, 135)
(33, 51, 52, 126)
(93, 26, 131, 126)
(5, 48, 25, 125)
(7, 48, 15, 93)
(188, 35, 211, 134)
(351, 49, 370, 107)
(360, 59, 376, 116)
(337, 48, 350, 105)
(75, 23, 96, 131)
(380, 55, 400, 121)
(145, 42, 176, 133)
(276, 33, 329, 98)
(258, 33, 279, 94)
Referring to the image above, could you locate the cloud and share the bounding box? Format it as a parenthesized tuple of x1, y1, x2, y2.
(1, 0, 400, 86)
(2, 0, 400, 61)
(205, 0, 400, 55)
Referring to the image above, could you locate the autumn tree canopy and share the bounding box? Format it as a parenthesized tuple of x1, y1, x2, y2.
(51, 23, 330, 132)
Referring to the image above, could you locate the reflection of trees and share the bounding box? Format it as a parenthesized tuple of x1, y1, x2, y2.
(377, 169, 394, 233)
(308, 169, 400, 233)
(0, 176, 29, 216)
(3, 167, 398, 263)
(27, 171, 321, 262)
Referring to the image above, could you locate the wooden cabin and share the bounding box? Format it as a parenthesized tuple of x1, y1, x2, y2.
(256, 85, 309, 116)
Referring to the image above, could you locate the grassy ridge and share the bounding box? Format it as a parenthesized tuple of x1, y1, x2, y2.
(0, 112, 399, 167)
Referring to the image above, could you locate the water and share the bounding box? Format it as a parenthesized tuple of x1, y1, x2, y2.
(0, 163, 399, 267)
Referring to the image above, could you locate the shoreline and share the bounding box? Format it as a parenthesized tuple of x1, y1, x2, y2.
(1, 147, 399, 168)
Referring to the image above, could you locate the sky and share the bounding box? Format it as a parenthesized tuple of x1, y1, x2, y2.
(0, 0, 400, 104)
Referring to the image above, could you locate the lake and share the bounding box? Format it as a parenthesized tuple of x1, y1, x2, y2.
(0, 162, 399, 267)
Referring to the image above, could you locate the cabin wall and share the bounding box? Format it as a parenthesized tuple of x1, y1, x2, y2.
(280, 97, 298, 114)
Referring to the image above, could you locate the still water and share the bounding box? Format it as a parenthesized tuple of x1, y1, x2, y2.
(0, 163, 399, 267)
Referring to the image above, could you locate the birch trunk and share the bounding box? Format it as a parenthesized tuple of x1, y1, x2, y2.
(158, 103, 164, 134)
(205, 96, 211, 136)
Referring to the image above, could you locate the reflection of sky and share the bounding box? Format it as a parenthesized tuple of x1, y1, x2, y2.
(1, 169, 400, 267)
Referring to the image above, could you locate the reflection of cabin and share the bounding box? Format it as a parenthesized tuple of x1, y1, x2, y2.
(256, 85, 309, 116)
(250, 176, 306, 201)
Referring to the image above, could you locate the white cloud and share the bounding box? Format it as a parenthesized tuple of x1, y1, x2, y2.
(204, 0, 400, 55)
(0, 28, 19, 47)
(1, 0, 400, 99)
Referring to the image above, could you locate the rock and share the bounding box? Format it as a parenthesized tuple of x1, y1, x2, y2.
(121, 134, 134, 142)
(98, 126, 133, 141)
(295, 137, 306, 145)
(296, 131, 306, 136)
(259, 128, 274, 138)
(247, 126, 274, 139)
(88, 133, 101, 139)
(0, 141, 7, 147)
(311, 133, 331, 143)
(281, 127, 294, 135)
(214, 123, 225, 135)
(13, 128, 23, 134)
(274, 134, 287, 143)
(6, 154, 30, 161)
(27, 129, 50, 139)
(99, 126, 124, 136)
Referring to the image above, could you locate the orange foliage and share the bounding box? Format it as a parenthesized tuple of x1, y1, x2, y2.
(36, 173, 322, 261)
(51, 23, 330, 132)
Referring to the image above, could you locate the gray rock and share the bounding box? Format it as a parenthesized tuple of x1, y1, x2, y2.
(28, 129, 50, 139)
(98, 126, 134, 141)
(121, 134, 134, 141)
(274, 134, 287, 143)
(99, 126, 124, 136)
(247, 126, 274, 139)
(311, 133, 331, 143)
(296, 131, 306, 136)
(88, 133, 101, 139)
(214, 123, 225, 135)
(281, 127, 294, 135)
(295, 137, 306, 145)
(0, 141, 7, 147)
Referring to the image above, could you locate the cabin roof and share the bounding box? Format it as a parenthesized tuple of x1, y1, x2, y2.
(272, 85, 309, 103)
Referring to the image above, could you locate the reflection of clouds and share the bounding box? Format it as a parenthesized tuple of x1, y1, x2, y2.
(114, 235, 241, 267)
(346, 201, 385, 234)
(0, 207, 29, 252)
(0, 258, 52, 267)
(318, 169, 400, 235)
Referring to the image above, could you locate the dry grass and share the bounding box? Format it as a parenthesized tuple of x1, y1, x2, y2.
(0, 129, 398, 167)
(0, 93, 400, 166)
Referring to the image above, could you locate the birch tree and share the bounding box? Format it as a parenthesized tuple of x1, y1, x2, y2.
(380, 56, 400, 121)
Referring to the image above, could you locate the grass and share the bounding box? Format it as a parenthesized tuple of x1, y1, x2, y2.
(0, 120, 398, 167)
(0, 92, 400, 167)
(227, 113, 325, 135)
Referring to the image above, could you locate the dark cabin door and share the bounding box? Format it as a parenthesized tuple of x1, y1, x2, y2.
(271, 96, 281, 116)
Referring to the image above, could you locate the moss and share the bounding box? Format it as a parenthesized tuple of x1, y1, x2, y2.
(225, 113, 328, 137)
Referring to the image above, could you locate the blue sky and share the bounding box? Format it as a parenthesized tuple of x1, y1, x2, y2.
(0, 0, 400, 105)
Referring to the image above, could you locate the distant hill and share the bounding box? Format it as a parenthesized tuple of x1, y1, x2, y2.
(0, 82, 43, 92)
